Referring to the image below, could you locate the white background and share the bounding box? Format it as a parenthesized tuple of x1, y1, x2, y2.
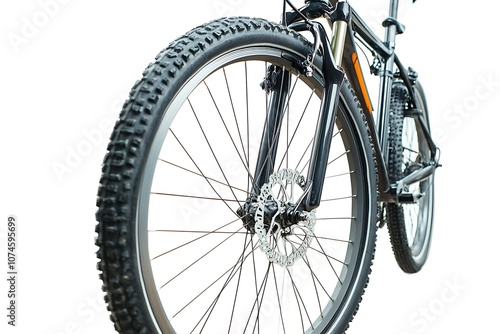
(1, 0, 498, 333)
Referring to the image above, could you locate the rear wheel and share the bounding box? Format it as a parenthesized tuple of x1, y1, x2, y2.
(387, 80, 434, 273)
(96, 17, 378, 334)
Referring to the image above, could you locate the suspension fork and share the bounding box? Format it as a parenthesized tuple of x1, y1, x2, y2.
(252, 67, 292, 195)
(252, 0, 349, 212)
(304, 21, 346, 211)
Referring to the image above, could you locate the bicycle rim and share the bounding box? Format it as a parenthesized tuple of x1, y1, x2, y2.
(402, 87, 434, 261)
(401, 121, 433, 258)
(135, 45, 374, 334)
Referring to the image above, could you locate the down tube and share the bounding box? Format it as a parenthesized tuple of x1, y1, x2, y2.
(341, 28, 390, 193)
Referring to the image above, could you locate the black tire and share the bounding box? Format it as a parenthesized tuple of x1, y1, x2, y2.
(95, 17, 378, 334)
(387, 80, 434, 273)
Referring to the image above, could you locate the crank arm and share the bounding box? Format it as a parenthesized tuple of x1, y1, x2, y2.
(397, 163, 435, 192)
(391, 160, 441, 203)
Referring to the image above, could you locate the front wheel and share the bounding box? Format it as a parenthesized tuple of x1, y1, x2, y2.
(95, 17, 378, 334)
(387, 80, 435, 273)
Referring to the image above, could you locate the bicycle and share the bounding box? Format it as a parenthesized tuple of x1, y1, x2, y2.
(95, 0, 440, 333)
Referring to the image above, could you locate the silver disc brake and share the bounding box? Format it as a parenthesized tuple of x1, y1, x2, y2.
(254, 169, 316, 267)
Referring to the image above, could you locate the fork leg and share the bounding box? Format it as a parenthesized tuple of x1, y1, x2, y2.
(303, 21, 347, 211)
(252, 67, 291, 196)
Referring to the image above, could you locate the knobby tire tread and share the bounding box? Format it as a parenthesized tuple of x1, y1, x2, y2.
(386, 82, 420, 273)
(95, 16, 378, 334)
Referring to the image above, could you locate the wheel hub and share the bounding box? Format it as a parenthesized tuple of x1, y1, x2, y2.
(238, 169, 316, 267)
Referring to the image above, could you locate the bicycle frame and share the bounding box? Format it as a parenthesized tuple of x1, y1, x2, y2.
(339, 0, 439, 202)
(253, 0, 438, 209)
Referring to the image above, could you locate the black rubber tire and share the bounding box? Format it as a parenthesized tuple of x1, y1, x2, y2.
(386, 81, 434, 273)
(95, 17, 378, 334)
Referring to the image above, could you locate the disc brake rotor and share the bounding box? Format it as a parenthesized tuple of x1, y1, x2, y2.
(254, 169, 316, 267)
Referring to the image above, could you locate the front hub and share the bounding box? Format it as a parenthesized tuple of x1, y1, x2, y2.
(238, 169, 316, 267)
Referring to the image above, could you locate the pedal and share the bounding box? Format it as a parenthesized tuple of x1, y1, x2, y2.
(398, 191, 422, 204)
